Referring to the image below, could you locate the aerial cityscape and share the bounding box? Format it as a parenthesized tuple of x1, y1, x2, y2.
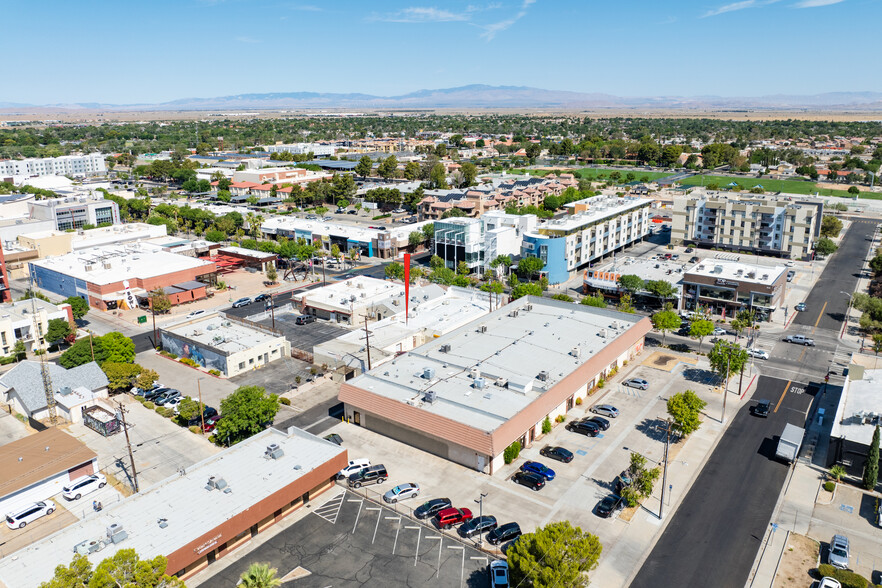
(0, 1, 881, 587)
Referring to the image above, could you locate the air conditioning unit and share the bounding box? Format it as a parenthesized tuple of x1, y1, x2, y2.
(496, 377, 508, 388)
(570, 347, 581, 358)
(439, 344, 451, 353)
(477, 325, 487, 333)
(537, 371, 549, 382)
(469, 367, 481, 379)
(205, 476, 228, 491)
(473, 377, 486, 389)
(509, 310, 519, 318)
(423, 391, 437, 404)
(525, 304, 533, 311)
(106, 523, 128, 544)
(421, 367, 435, 380)
(265, 443, 284, 460)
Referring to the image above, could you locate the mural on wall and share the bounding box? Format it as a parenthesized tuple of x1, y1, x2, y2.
(161, 335, 227, 374)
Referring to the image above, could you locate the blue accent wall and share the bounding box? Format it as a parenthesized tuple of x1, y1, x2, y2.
(522, 234, 568, 284)
(29, 264, 87, 300)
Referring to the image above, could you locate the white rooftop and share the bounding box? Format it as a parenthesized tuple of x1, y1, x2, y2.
(261, 216, 433, 243)
(0, 427, 345, 588)
(163, 313, 283, 354)
(585, 256, 694, 290)
(0, 298, 67, 324)
(218, 246, 277, 260)
(348, 296, 645, 433)
(296, 276, 405, 313)
(685, 259, 786, 286)
(830, 369, 882, 446)
(20, 223, 168, 251)
(545, 194, 648, 232)
(29, 243, 215, 286)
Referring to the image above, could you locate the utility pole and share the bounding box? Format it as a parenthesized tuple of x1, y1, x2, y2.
(475, 492, 488, 547)
(363, 316, 373, 371)
(268, 294, 276, 330)
(149, 295, 157, 349)
(721, 344, 732, 424)
(116, 401, 139, 493)
(658, 419, 673, 520)
(88, 331, 95, 362)
(198, 378, 206, 434)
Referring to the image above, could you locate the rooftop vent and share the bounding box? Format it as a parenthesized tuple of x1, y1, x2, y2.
(570, 347, 581, 358)
(599, 328, 607, 338)
(423, 391, 437, 404)
(509, 310, 519, 318)
(496, 377, 508, 388)
(421, 367, 436, 380)
(439, 344, 451, 353)
(537, 371, 549, 382)
(205, 476, 228, 491)
(58, 386, 73, 396)
(265, 443, 284, 460)
(525, 304, 533, 311)
(469, 366, 481, 379)
(473, 377, 486, 389)
(477, 325, 487, 333)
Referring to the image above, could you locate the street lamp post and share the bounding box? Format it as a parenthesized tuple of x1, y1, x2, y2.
(474, 492, 488, 547)
(721, 342, 732, 425)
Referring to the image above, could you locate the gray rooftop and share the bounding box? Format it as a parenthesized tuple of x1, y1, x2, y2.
(162, 313, 284, 355)
(0, 361, 108, 413)
(830, 368, 882, 446)
(348, 296, 644, 433)
(0, 427, 345, 588)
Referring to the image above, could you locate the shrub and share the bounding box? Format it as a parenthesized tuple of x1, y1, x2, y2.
(160, 350, 178, 359)
(823, 481, 835, 492)
(188, 425, 202, 435)
(179, 357, 199, 368)
(143, 401, 155, 410)
(541, 416, 552, 435)
(555, 414, 566, 423)
(208, 369, 221, 376)
(815, 564, 871, 588)
(575, 397, 583, 406)
(503, 441, 522, 464)
(155, 406, 174, 418)
(310, 367, 318, 375)
(372, 214, 391, 220)
(597, 378, 606, 389)
(279, 397, 291, 406)
(295, 376, 302, 384)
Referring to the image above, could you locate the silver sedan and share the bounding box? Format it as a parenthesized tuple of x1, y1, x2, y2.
(383, 483, 420, 503)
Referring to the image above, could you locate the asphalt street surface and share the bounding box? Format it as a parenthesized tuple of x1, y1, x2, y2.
(275, 397, 343, 436)
(630, 376, 815, 588)
(208, 488, 493, 587)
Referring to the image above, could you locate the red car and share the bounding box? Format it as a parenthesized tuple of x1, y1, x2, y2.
(202, 415, 222, 433)
(433, 507, 473, 530)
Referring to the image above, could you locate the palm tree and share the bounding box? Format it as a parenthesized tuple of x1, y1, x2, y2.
(240, 563, 281, 588)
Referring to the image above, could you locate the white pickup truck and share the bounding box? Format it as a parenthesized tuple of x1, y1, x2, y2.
(783, 334, 815, 346)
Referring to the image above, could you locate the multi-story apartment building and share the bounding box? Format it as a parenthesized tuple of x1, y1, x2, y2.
(28, 196, 121, 231)
(522, 195, 651, 284)
(671, 192, 822, 259)
(0, 240, 11, 303)
(260, 143, 336, 157)
(433, 218, 485, 272)
(0, 153, 106, 179)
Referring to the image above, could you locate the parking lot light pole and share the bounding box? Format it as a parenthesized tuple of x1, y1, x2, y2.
(197, 377, 206, 434)
(721, 343, 732, 425)
(474, 492, 487, 547)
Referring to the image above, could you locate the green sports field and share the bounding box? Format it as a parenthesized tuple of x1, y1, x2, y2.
(676, 175, 878, 199)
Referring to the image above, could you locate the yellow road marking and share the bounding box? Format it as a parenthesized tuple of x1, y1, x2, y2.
(811, 301, 827, 334)
(774, 381, 792, 413)
(798, 346, 807, 363)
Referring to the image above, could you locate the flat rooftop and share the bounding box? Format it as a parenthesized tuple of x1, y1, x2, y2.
(830, 369, 882, 447)
(29, 244, 215, 286)
(0, 428, 345, 588)
(348, 296, 645, 433)
(584, 256, 692, 289)
(685, 259, 786, 286)
(296, 276, 405, 313)
(545, 194, 648, 233)
(261, 216, 433, 243)
(163, 313, 283, 354)
(0, 298, 65, 323)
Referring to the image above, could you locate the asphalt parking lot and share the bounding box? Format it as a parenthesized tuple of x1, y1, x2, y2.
(229, 355, 315, 396)
(207, 489, 494, 588)
(249, 308, 351, 355)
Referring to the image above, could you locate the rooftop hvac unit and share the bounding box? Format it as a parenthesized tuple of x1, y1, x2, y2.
(473, 377, 486, 389)
(439, 344, 451, 353)
(477, 325, 487, 333)
(537, 370, 549, 382)
(599, 328, 607, 338)
(265, 443, 284, 460)
(84, 265, 93, 272)
(58, 386, 73, 396)
(205, 476, 228, 491)
(74, 539, 105, 556)
(106, 523, 127, 544)
(421, 367, 435, 380)
(570, 347, 581, 358)
(469, 366, 481, 379)
(525, 304, 533, 311)
(103, 262, 112, 270)
(611, 321, 619, 329)
(509, 310, 519, 318)
(496, 377, 508, 388)
(423, 391, 437, 404)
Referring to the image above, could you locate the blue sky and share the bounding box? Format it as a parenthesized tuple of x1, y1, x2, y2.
(1, 0, 878, 104)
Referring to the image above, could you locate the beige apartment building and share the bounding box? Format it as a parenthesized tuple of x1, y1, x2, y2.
(671, 192, 823, 259)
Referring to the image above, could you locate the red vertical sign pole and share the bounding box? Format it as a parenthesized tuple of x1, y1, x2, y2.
(404, 253, 411, 325)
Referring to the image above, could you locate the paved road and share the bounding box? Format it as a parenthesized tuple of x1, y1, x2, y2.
(792, 219, 878, 331)
(630, 376, 815, 588)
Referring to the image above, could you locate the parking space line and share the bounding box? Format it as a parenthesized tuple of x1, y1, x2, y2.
(348, 497, 364, 534)
(448, 545, 465, 587)
(426, 536, 442, 577)
(405, 525, 421, 566)
(367, 507, 382, 543)
(386, 515, 402, 554)
(773, 381, 792, 414)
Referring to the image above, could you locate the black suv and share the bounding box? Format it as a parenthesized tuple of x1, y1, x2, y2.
(511, 471, 545, 491)
(595, 494, 624, 518)
(458, 515, 497, 538)
(750, 399, 771, 418)
(566, 420, 600, 437)
(487, 522, 521, 545)
(348, 464, 388, 488)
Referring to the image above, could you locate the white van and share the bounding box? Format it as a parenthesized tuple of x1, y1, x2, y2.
(337, 458, 370, 480)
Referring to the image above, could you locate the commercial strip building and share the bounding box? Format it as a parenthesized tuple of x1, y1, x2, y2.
(0, 361, 109, 423)
(17, 223, 168, 258)
(0, 428, 98, 516)
(671, 191, 823, 259)
(28, 243, 217, 311)
(0, 298, 74, 354)
(160, 313, 290, 377)
(0, 427, 347, 587)
(231, 166, 331, 187)
(339, 297, 651, 473)
(827, 366, 882, 478)
(314, 285, 491, 374)
(682, 259, 787, 320)
(523, 194, 652, 284)
(0, 153, 106, 180)
(294, 276, 405, 325)
(583, 256, 688, 307)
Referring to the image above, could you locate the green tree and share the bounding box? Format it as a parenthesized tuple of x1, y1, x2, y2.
(63, 296, 89, 320)
(511, 282, 543, 300)
(384, 261, 406, 281)
(408, 231, 424, 247)
(355, 155, 373, 179)
(864, 425, 879, 491)
(645, 279, 676, 304)
(460, 162, 478, 187)
(429, 162, 448, 189)
(517, 256, 545, 280)
(507, 521, 602, 588)
(265, 262, 278, 284)
(149, 288, 172, 314)
(429, 255, 444, 270)
(205, 229, 226, 243)
(240, 563, 282, 588)
(378, 155, 398, 179)
(617, 293, 636, 314)
(19, 289, 51, 302)
(820, 215, 843, 238)
(667, 390, 707, 436)
(816, 237, 838, 256)
(617, 274, 644, 295)
(39, 549, 184, 588)
(45, 318, 72, 345)
(13, 340, 26, 360)
(102, 362, 143, 392)
(403, 161, 420, 180)
(689, 319, 715, 352)
(848, 186, 860, 196)
(135, 368, 158, 391)
(100, 332, 136, 364)
(57, 337, 95, 367)
(580, 294, 606, 308)
(214, 386, 280, 445)
(651, 310, 680, 345)
(176, 396, 203, 423)
(708, 341, 749, 383)
(457, 261, 470, 276)
(551, 294, 574, 302)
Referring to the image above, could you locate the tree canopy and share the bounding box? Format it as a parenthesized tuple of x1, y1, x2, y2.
(63, 296, 90, 320)
(39, 549, 184, 588)
(617, 274, 644, 294)
(58, 332, 135, 368)
(667, 390, 707, 437)
(650, 310, 680, 344)
(214, 386, 280, 445)
(507, 521, 602, 588)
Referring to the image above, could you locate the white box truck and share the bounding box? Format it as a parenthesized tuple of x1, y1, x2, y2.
(776, 423, 804, 463)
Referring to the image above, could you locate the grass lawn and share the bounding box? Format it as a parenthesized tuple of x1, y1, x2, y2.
(677, 175, 879, 200)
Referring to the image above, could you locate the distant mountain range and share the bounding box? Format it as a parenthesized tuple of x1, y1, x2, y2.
(3, 85, 882, 111)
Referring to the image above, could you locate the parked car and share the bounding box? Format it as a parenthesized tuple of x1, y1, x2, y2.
(487, 522, 522, 545)
(511, 471, 546, 491)
(391, 208, 406, 214)
(131, 382, 164, 396)
(165, 397, 182, 413)
(539, 446, 573, 463)
(584, 416, 610, 431)
(336, 208, 347, 214)
(383, 482, 420, 503)
(202, 415, 222, 433)
(254, 293, 270, 302)
(614, 472, 632, 494)
(685, 247, 694, 253)
(828, 534, 850, 569)
(595, 494, 624, 518)
(623, 378, 649, 390)
(746, 348, 769, 360)
(786, 270, 796, 282)
(414, 498, 452, 519)
(520, 461, 555, 481)
(187, 309, 206, 319)
(795, 303, 807, 312)
(185, 406, 218, 427)
(295, 315, 315, 325)
(712, 327, 727, 336)
(338, 458, 371, 480)
(750, 400, 771, 418)
(62, 474, 106, 501)
(689, 256, 700, 263)
(305, 214, 319, 220)
(144, 387, 170, 401)
(434, 507, 472, 530)
(818, 578, 842, 588)
(566, 420, 600, 437)
(489, 560, 510, 587)
(347, 209, 358, 215)
(458, 515, 498, 538)
(5, 501, 55, 529)
(232, 297, 252, 308)
(348, 464, 388, 488)
(591, 404, 619, 418)
(154, 389, 181, 406)
(784, 334, 815, 346)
